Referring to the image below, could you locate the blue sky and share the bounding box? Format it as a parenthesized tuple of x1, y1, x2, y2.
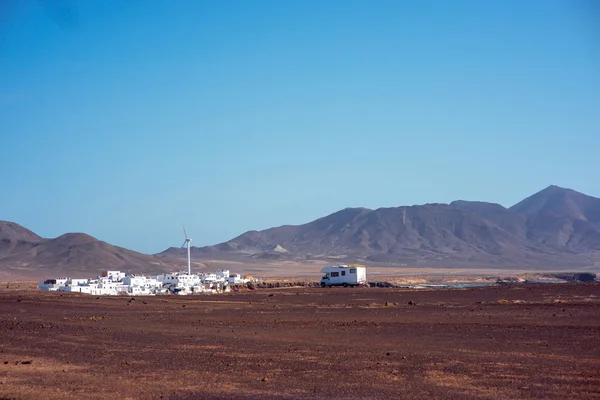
(1, 0, 598, 253)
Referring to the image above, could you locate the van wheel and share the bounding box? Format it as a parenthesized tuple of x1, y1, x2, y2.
(343, 283, 348, 287)
(320, 282, 326, 288)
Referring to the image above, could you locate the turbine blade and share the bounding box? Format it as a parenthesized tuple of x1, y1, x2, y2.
(181, 241, 187, 248)
(182, 224, 188, 239)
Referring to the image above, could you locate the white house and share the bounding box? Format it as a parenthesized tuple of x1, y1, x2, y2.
(215, 269, 230, 281)
(38, 278, 68, 291)
(101, 270, 126, 281)
(227, 273, 247, 284)
(156, 273, 202, 288)
(199, 273, 218, 283)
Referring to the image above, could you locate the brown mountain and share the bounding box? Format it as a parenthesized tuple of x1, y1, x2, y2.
(3, 185, 599, 277)
(0, 221, 42, 258)
(509, 185, 600, 249)
(0, 222, 176, 279)
(510, 185, 600, 221)
(448, 201, 527, 238)
(158, 185, 600, 268)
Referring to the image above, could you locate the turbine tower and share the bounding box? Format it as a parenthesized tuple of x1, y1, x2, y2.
(181, 225, 192, 275)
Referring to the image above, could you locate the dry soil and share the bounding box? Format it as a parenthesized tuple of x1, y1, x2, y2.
(0, 283, 599, 400)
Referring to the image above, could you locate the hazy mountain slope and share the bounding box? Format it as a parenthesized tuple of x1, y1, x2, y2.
(0, 221, 43, 257)
(5, 185, 600, 277)
(510, 185, 600, 249)
(450, 201, 527, 238)
(205, 203, 535, 257)
(510, 185, 600, 223)
(0, 222, 176, 277)
(159, 206, 537, 265)
(157, 185, 600, 268)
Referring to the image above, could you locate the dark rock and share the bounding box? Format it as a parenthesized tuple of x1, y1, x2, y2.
(552, 272, 596, 282)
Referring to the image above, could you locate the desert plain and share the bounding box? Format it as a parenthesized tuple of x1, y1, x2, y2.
(0, 281, 599, 400)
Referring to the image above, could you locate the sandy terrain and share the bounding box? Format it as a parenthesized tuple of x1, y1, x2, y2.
(179, 260, 600, 282)
(0, 283, 599, 399)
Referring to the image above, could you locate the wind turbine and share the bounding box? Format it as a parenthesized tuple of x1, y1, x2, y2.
(181, 225, 192, 275)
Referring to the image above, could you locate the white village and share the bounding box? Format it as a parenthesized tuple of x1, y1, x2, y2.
(37, 227, 261, 296)
(37, 268, 258, 296)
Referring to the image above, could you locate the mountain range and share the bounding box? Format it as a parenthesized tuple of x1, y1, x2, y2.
(159, 185, 600, 269)
(0, 222, 176, 279)
(2, 185, 599, 278)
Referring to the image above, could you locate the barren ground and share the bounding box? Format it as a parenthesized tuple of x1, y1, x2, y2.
(1, 283, 599, 400)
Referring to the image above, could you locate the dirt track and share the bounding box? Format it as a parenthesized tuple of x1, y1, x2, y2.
(0, 283, 599, 400)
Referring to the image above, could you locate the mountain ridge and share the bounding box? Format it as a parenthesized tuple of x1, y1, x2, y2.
(0, 224, 176, 278)
(2, 185, 600, 277)
(158, 185, 600, 268)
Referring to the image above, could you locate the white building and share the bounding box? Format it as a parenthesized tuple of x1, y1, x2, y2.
(38, 268, 247, 296)
(156, 272, 202, 287)
(199, 273, 218, 283)
(216, 269, 230, 280)
(38, 278, 68, 291)
(101, 270, 126, 281)
(227, 273, 245, 284)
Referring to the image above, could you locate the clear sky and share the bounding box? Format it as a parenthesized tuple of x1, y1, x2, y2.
(1, 0, 598, 254)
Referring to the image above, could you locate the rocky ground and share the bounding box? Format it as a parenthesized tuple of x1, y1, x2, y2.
(0, 283, 599, 399)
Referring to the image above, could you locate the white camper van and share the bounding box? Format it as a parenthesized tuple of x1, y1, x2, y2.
(319, 264, 367, 287)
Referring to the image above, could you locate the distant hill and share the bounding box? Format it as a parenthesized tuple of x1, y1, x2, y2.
(3, 185, 599, 278)
(0, 222, 176, 279)
(449, 200, 527, 238)
(0, 221, 42, 258)
(158, 185, 600, 269)
(509, 185, 600, 249)
(510, 185, 600, 222)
